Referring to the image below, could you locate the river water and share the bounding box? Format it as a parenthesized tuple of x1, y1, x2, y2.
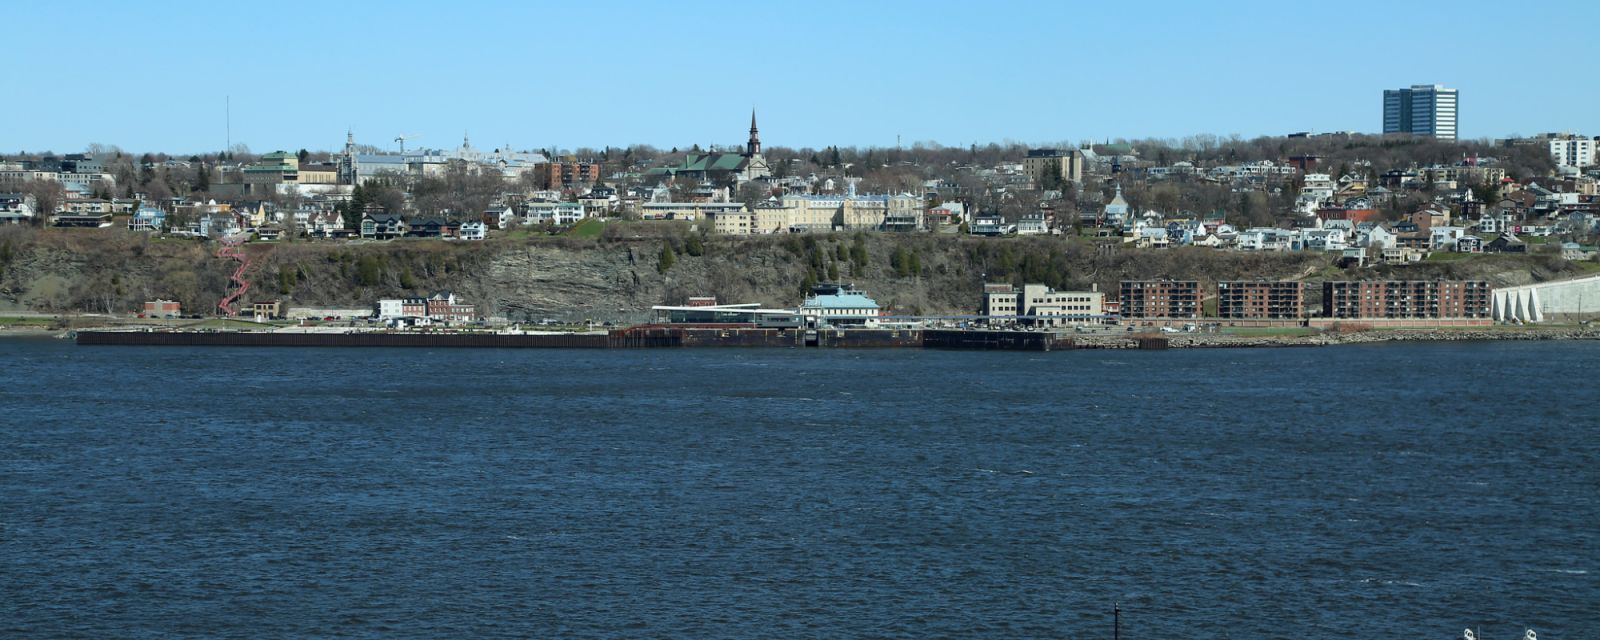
(2, 339, 1596, 638)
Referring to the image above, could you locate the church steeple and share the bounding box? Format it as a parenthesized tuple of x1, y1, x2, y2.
(745, 109, 761, 157)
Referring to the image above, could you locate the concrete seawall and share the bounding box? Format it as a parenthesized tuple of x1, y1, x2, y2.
(75, 328, 1041, 351)
(73, 326, 1600, 350)
(1493, 274, 1600, 322)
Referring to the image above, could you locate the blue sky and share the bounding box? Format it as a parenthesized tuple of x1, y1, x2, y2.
(7, 0, 1597, 155)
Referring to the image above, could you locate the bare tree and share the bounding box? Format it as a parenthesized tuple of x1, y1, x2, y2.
(20, 179, 65, 225)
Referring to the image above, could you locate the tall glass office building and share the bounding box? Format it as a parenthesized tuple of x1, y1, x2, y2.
(1383, 84, 1458, 140)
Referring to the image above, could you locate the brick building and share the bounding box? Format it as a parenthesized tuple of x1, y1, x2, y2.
(1322, 280, 1491, 319)
(1119, 280, 1201, 319)
(381, 292, 478, 325)
(538, 161, 601, 189)
(1218, 281, 1305, 319)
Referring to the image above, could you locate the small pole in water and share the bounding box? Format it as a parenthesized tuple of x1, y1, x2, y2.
(1113, 602, 1120, 640)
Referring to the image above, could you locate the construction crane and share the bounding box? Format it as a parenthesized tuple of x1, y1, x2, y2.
(394, 134, 420, 154)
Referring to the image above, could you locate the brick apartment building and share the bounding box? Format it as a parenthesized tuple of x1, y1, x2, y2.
(1119, 280, 1201, 319)
(383, 292, 478, 325)
(1218, 281, 1305, 319)
(1322, 280, 1492, 319)
(538, 161, 601, 189)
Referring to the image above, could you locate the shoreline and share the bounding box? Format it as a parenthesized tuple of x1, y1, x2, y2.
(1142, 329, 1600, 348)
(55, 324, 1600, 350)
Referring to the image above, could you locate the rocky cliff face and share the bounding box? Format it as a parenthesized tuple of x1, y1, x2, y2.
(0, 225, 1589, 320)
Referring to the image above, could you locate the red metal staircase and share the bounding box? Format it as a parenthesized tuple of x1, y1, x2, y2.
(215, 237, 253, 317)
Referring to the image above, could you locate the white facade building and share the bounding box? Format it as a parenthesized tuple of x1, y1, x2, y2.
(1548, 135, 1596, 168)
(375, 299, 405, 320)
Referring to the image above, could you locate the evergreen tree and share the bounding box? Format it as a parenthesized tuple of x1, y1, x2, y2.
(849, 234, 868, 271)
(890, 247, 911, 278)
(342, 183, 368, 231)
(657, 244, 676, 273)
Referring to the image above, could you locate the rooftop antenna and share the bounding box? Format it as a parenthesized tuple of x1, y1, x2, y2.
(225, 95, 231, 153)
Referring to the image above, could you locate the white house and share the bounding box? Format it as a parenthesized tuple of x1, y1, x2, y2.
(1296, 173, 1335, 215)
(483, 206, 515, 229)
(0, 193, 36, 224)
(1475, 209, 1515, 234)
(1017, 212, 1048, 235)
(1300, 228, 1348, 251)
(459, 221, 487, 241)
(1238, 227, 1296, 251)
(523, 201, 585, 225)
(1134, 225, 1170, 248)
(1429, 226, 1468, 250)
(1355, 223, 1397, 250)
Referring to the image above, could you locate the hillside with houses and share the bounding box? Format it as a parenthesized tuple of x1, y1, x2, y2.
(2, 118, 1598, 321)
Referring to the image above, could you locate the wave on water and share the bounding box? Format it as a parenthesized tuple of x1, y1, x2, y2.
(1540, 568, 1588, 575)
(1360, 578, 1424, 587)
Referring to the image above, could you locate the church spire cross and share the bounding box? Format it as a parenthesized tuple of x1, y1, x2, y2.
(746, 109, 761, 157)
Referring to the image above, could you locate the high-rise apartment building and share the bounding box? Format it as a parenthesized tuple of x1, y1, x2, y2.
(1383, 85, 1458, 140)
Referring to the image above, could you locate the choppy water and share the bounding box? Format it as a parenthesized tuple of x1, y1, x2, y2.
(1, 338, 1596, 638)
